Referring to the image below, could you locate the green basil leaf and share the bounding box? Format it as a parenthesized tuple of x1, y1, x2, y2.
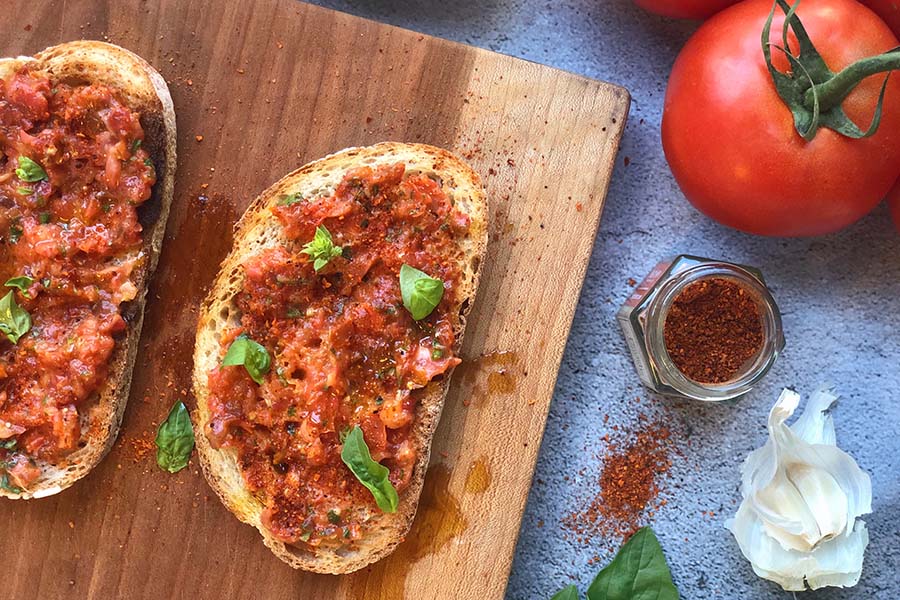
(0, 473, 23, 494)
(8, 224, 23, 244)
(5, 276, 34, 295)
(0, 291, 31, 344)
(340, 425, 399, 513)
(300, 225, 343, 272)
(586, 528, 679, 600)
(550, 585, 580, 600)
(277, 192, 305, 206)
(155, 400, 195, 473)
(130, 139, 142, 153)
(222, 334, 271, 384)
(399, 264, 444, 320)
(15, 156, 47, 182)
(0, 438, 16, 451)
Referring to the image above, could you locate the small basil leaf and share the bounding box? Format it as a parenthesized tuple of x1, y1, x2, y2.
(399, 264, 444, 320)
(8, 224, 23, 244)
(222, 334, 271, 384)
(0, 438, 16, 451)
(0, 473, 23, 494)
(155, 401, 195, 473)
(300, 225, 343, 272)
(0, 291, 31, 344)
(550, 585, 580, 600)
(5, 276, 34, 296)
(340, 425, 399, 513)
(278, 192, 305, 206)
(15, 156, 47, 182)
(586, 527, 679, 600)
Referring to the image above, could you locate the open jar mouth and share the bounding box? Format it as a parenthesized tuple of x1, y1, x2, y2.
(644, 263, 785, 401)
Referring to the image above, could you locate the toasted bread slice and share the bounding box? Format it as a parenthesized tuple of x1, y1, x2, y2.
(193, 142, 487, 573)
(0, 41, 176, 499)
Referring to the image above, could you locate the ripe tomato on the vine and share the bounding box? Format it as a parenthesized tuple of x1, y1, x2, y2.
(662, 0, 900, 237)
(633, 0, 739, 20)
(888, 179, 900, 232)
(862, 0, 900, 37)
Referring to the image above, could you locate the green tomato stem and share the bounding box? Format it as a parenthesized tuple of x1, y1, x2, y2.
(805, 50, 900, 112)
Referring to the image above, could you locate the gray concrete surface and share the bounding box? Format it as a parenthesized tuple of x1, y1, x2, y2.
(310, 2, 900, 598)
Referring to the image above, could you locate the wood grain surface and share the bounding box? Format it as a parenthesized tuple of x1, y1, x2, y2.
(0, 1, 629, 598)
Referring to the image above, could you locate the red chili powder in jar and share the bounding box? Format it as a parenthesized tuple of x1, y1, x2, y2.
(663, 277, 764, 384)
(563, 416, 676, 543)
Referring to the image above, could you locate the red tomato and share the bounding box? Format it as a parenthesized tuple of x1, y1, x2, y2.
(888, 179, 900, 232)
(634, 0, 740, 19)
(862, 0, 900, 37)
(662, 0, 900, 237)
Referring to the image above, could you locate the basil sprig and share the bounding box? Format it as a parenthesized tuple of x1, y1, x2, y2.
(0, 289, 31, 345)
(301, 225, 343, 272)
(222, 334, 271, 384)
(340, 425, 399, 513)
(399, 264, 444, 321)
(155, 400, 195, 473)
(15, 156, 47, 182)
(550, 528, 679, 600)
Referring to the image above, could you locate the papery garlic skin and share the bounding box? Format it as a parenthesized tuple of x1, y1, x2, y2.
(727, 387, 872, 591)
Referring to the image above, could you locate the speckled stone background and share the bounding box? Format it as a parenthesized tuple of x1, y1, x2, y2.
(309, 2, 899, 598)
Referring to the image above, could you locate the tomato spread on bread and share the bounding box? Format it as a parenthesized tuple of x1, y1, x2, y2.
(206, 163, 470, 547)
(0, 67, 155, 490)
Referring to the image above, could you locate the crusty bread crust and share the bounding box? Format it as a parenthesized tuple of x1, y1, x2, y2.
(193, 143, 487, 573)
(0, 42, 176, 499)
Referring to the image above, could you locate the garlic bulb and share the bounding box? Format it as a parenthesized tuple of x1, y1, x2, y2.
(727, 387, 872, 591)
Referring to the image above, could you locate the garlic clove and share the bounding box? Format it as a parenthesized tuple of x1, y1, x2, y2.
(785, 462, 848, 545)
(753, 469, 823, 552)
(728, 503, 869, 592)
(804, 521, 869, 590)
(727, 387, 872, 591)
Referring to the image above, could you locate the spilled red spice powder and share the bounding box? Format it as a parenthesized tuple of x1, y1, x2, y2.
(563, 416, 676, 543)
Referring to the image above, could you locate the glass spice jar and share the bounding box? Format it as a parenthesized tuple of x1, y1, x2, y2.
(617, 255, 785, 401)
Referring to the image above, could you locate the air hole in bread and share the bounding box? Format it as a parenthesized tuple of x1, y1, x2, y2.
(470, 256, 480, 274)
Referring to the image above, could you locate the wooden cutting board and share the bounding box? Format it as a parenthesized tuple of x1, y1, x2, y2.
(0, 1, 629, 598)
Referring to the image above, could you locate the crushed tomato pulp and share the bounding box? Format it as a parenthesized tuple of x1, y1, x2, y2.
(206, 162, 470, 547)
(0, 67, 155, 490)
